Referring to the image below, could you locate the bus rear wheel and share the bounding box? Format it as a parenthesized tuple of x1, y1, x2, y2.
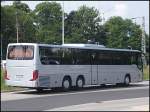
(100, 84, 106, 87)
(36, 88, 44, 93)
(62, 77, 71, 91)
(76, 77, 84, 89)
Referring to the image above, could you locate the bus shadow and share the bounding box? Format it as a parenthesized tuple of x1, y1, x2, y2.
(15, 83, 148, 95)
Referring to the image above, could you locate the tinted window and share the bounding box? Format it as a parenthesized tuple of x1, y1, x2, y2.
(72, 49, 91, 65)
(39, 47, 92, 65)
(131, 52, 140, 65)
(95, 50, 131, 65)
(39, 46, 139, 65)
(61, 48, 72, 64)
(39, 47, 61, 65)
(8, 45, 34, 60)
(111, 51, 131, 65)
(94, 50, 113, 65)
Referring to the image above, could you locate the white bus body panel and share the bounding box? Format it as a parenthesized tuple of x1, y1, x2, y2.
(6, 60, 36, 87)
(37, 65, 92, 88)
(36, 64, 142, 88)
(5, 43, 38, 88)
(98, 65, 142, 84)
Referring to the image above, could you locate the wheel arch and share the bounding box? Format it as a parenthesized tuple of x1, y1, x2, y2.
(62, 75, 72, 85)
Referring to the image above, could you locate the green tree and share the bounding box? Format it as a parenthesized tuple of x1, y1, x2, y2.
(33, 2, 62, 44)
(12, 1, 36, 43)
(145, 34, 149, 53)
(1, 2, 35, 59)
(1, 6, 16, 59)
(65, 6, 106, 44)
(104, 16, 142, 50)
(145, 34, 149, 64)
(13, 1, 31, 13)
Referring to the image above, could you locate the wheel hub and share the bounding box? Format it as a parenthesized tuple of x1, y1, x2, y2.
(77, 79, 83, 87)
(63, 80, 70, 89)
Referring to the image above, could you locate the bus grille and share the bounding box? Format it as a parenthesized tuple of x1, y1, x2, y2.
(39, 76, 50, 87)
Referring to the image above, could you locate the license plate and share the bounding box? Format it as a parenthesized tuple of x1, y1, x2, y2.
(15, 75, 24, 80)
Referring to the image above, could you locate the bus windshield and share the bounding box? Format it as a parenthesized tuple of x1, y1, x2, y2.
(7, 45, 34, 60)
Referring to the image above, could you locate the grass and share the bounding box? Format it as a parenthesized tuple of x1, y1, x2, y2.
(1, 65, 149, 92)
(143, 65, 149, 80)
(1, 69, 22, 92)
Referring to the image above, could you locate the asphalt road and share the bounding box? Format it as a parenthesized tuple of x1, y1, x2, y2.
(1, 81, 149, 111)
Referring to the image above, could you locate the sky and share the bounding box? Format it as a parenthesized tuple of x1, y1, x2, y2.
(1, 1, 149, 34)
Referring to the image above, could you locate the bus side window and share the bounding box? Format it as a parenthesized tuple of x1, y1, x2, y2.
(40, 57, 48, 65)
(49, 59, 60, 65)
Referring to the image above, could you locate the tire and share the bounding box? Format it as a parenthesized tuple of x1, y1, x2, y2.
(36, 88, 43, 93)
(100, 84, 106, 87)
(116, 83, 123, 86)
(62, 77, 71, 91)
(76, 77, 84, 89)
(124, 76, 130, 86)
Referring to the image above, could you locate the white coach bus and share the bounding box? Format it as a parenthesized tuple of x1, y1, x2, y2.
(5, 43, 143, 91)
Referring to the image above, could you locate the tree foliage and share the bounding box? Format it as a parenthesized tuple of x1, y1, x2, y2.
(1, 6, 16, 58)
(13, 1, 31, 13)
(104, 16, 142, 50)
(33, 2, 62, 44)
(1, 2, 36, 59)
(1, 1, 149, 60)
(65, 6, 106, 44)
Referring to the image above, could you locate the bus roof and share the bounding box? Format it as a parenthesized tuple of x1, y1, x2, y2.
(8, 43, 141, 53)
(8, 43, 37, 46)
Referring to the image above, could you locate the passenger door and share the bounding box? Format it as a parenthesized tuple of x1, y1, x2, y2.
(91, 52, 98, 84)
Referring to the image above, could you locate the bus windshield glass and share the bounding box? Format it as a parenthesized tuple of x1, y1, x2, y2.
(7, 45, 34, 60)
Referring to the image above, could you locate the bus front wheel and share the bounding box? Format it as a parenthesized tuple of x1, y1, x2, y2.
(124, 75, 130, 86)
